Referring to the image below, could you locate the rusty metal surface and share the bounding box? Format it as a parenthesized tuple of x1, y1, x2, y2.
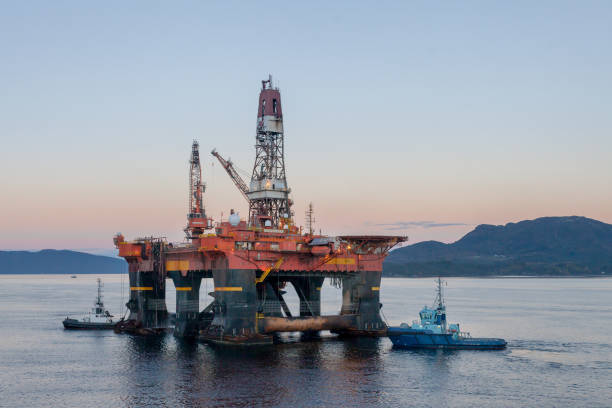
(339, 235, 408, 242)
(260, 315, 356, 333)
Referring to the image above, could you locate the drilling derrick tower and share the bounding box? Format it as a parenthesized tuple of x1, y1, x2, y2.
(186, 140, 208, 238)
(248, 75, 292, 228)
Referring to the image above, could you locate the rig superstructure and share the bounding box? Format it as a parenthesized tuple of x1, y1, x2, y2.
(114, 77, 406, 345)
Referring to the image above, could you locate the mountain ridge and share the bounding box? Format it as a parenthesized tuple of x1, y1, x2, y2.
(384, 216, 612, 276)
(0, 249, 127, 274)
(3, 216, 612, 276)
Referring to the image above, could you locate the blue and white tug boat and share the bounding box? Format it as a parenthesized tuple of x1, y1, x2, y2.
(387, 278, 506, 350)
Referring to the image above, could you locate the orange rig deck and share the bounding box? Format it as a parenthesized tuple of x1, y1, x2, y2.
(114, 76, 405, 345)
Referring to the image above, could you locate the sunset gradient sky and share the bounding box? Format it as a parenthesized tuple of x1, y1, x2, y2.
(1, 1, 611, 253)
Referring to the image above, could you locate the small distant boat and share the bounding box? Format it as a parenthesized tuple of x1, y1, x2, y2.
(63, 278, 117, 330)
(387, 278, 506, 350)
(70, 275, 77, 278)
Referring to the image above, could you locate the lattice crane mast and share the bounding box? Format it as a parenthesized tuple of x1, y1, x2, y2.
(185, 140, 210, 238)
(211, 149, 250, 202)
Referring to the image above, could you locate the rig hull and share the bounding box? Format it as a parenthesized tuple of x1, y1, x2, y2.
(116, 235, 402, 345)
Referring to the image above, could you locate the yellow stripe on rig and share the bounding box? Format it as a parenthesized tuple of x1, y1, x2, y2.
(325, 257, 356, 265)
(255, 257, 284, 284)
(175, 287, 192, 291)
(316, 287, 321, 291)
(130, 286, 153, 291)
(166, 260, 190, 271)
(215, 286, 243, 292)
(371, 286, 380, 291)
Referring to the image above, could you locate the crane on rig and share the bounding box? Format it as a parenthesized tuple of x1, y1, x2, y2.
(211, 149, 250, 202)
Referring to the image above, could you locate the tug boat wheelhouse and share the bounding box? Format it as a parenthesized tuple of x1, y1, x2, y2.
(387, 278, 506, 350)
(63, 278, 117, 330)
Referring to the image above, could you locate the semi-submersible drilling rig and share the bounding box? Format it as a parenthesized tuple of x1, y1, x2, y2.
(114, 77, 406, 345)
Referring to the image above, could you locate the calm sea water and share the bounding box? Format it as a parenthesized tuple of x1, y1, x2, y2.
(0, 275, 611, 407)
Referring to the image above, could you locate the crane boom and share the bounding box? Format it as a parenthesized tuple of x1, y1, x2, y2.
(211, 149, 250, 201)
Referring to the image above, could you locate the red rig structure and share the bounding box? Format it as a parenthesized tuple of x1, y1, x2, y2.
(114, 76, 406, 345)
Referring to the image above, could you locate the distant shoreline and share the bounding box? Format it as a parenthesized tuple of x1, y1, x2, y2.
(1, 273, 610, 279)
(0, 272, 125, 275)
(383, 274, 611, 279)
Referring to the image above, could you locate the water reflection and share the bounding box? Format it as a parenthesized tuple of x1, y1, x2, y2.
(126, 333, 170, 356)
(115, 333, 394, 408)
(119, 335, 171, 407)
(3, 276, 612, 407)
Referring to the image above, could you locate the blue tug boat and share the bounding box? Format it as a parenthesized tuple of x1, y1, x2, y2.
(387, 278, 506, 350)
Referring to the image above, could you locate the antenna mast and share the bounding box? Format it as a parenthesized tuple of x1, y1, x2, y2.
(96, 278, 103, 307)
(305, 202, 315, 236)
(435, 277, 445, 310)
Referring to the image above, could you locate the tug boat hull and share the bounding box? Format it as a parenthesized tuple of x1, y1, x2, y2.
(62, 318, 116, 330)
(387, 327, 506, 350)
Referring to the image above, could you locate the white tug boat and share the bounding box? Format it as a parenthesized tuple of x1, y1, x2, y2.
(63, 278, 117, 330)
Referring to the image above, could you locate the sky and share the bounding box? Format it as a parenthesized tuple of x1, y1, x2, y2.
(1, 1, 611, 253)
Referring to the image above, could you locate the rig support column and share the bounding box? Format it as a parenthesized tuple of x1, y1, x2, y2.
(337, 271, 386, 336)
(291, 277, 324, 317)
(125, 264, 168, 330)
(201, 261, 272, 345)
(168, 270, 203, 338)
(259, 281, 284, 317)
